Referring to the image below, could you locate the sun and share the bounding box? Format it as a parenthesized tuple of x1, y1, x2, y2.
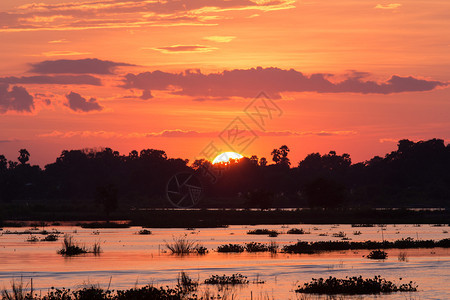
(212, 152, 243, 164)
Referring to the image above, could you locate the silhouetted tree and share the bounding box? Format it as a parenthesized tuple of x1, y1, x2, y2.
(250, 155, 259, 165)
(259, 157, 268, 167)
(303, 177, 346, 207)
(95, 184, 118, 220)
(18, 149, 30, 165)
(0, 155, 7, 172)
(271, 145, 290, 167)
(245, 189, 274, 210)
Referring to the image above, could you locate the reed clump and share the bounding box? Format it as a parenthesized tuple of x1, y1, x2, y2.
(57, 234, 88, 256)
(165, 236, 205, 255)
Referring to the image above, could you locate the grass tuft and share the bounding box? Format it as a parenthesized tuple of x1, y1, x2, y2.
(367, 249, 388, 260)
(57, 234, 88, 256)
(204, 273, 249, 285)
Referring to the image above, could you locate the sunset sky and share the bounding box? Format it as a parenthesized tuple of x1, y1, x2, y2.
(0, 0, 449, 166)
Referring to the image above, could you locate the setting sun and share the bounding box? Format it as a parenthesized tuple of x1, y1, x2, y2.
(212, 152, 243, 164)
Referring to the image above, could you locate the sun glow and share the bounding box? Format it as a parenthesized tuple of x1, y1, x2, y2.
(212, 152, 243, 164)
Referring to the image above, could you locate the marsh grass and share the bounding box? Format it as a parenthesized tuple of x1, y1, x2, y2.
(367, 250, 388, 260)
(287, 228, 307, 234)
(204, 274, 249, 285)
(217, 244, 244, 253)
(398, 252, 408, 262)
(57, 234, 88, 256)
(165, 236, 205, 255)
(282, 238, 450, 254)
(177, 271, 198, 293)
(1, 278, 33, 300)
(137, 229, 151, 235)
(92, 241, 102, 255)
(42, 233, 59, 241)
(247, 229, 279, 236)
(295, 276, 417, 294)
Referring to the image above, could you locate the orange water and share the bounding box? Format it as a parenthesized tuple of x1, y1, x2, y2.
(1, 224, 449, 299)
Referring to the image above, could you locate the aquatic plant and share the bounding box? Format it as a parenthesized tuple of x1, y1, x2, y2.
(204, 273, 249, 285)
(217, 244, 244, 253)
(245, 242, 269, 252)
(332, 231, 346, 238)
(165, 236, 204, 255)
(295, 275, 417, 294)
(26, 235, 39, 242)
(247, 229, 279, 236)
(42, 234, 59, 241)
(137, 229, 152, 235)
(177, 271, 198, 293)
(92, 241, 102, 255)
(398, 252, 408, 262)
(1, 278, 33, 300)
(287, 228, 306, 234)
(367, 249, 388, 260)
(57, 234, 88, 256)
(282, 238, 450, 254)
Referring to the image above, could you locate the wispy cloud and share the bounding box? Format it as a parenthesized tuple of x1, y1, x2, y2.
(149, 45, 218, 54)
(48, 39, 69, 44)
(375, 4, 402, 10)
(40, 51, 91, 57)
(203, 36, 236, 43)
(0, 0, 295, 32)
(37, 128, 357, 139)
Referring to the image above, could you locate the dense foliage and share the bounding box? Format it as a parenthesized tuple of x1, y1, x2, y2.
(1, 139, 449, 211)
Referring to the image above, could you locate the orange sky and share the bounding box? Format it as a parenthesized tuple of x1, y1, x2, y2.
(0, 0, 449, 166)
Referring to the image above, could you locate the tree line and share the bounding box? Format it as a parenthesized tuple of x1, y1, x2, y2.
(0, 139, 449, 211)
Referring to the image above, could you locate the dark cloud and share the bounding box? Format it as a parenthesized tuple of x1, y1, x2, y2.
(30, 58, 133, 75)
(122, 67, 447, 99)
(0, 75, 101, 85)
(140, 90, 153, 100)
(0, 83, 35, 114)
(65, 91, 103, 112)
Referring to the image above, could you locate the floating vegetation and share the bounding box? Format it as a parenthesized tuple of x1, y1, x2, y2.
(26, 235, 39, 242)
(138, 229, 152, 235)
(204, 274, 249, 285)
(287, 228, 307, 234)
(352, 224, 374, 227)
(42, 233, 59, 241)
(282, 238, 450, 254)
(217, 243, 244, 253)
(245, 242, 270, 252)
(332, 231, 346, 238)
(247, 229, 279, 236)
(366, 249, 388, 260)
(353, 231, 362, 235)
(295, 276, 417, 294)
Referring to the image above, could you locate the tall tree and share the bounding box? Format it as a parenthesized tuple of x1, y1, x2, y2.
(271, 145, 290, 167)
(18, 149, 30, 165)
